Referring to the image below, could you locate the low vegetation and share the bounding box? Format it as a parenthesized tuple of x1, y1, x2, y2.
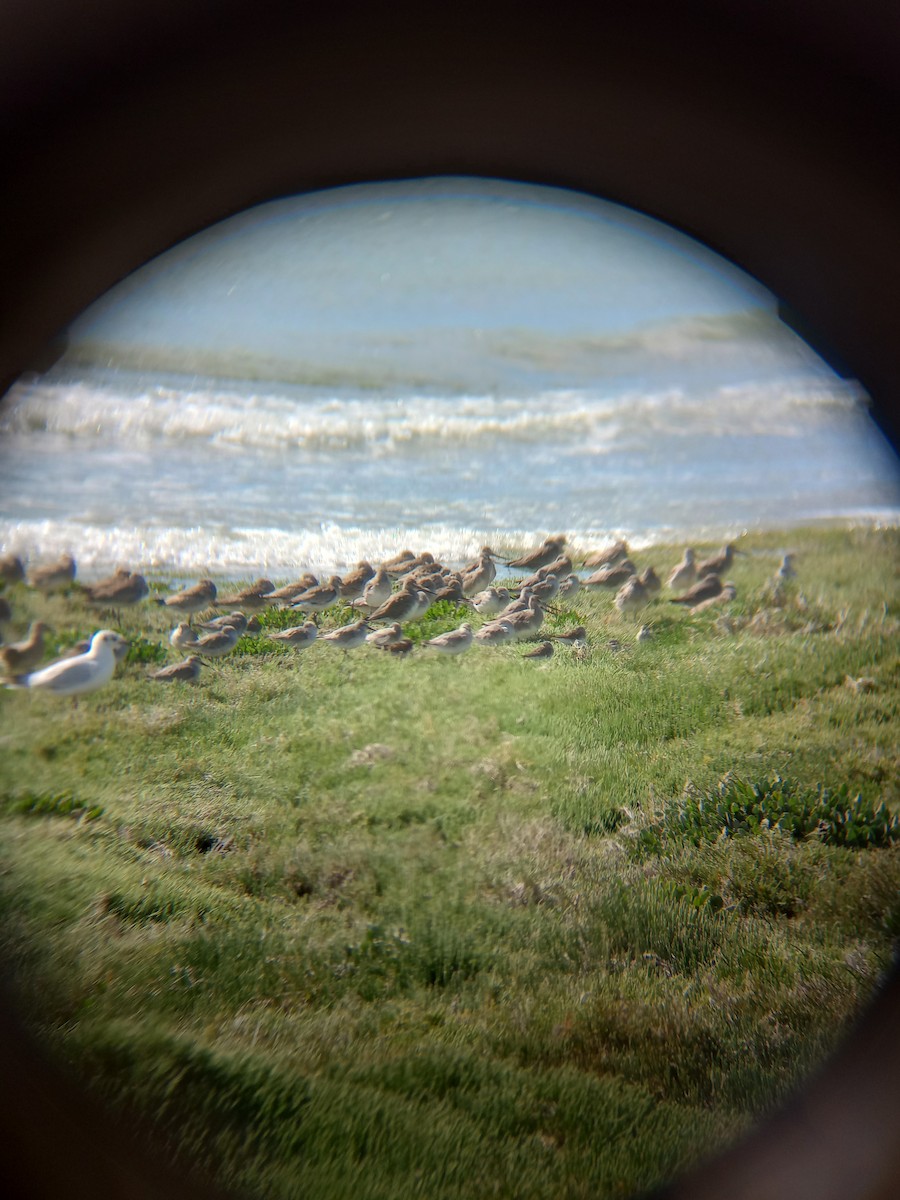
(0, 522, 897, 1198)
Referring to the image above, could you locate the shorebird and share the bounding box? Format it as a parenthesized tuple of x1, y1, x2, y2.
(170, 622, 199, 652)
(551, 625, 587, 646)
(615, 575, 650, 616)
(289, 575, 343, 615)
(150, 655, 207, 683)
(84, 569, 149, 610)
(667, 548, 697, 592)
(670, 573, 723, 607)
(556, 573, 581, 600)
(472, 586, 511, 616)
(193, 624, 242, 658)
(365, 622, 404, 648)
(524, 554, 573, 585)
(381, 637, 414, 656)
(691, 582, 736, 614)
(529, 574, 561, 604)
(460, 549, 498, 596)
(424, 622, 474, 655)
(269, 621, 318, 650)
(198, 611, 249, 635)
(263, 576, 319, 605)
(368, 580, 424, 625)
(639, 566, 662, 596)
(507, 536, 567, 572)
(381, 548, 417, 576)
(0, 553, 25, 584)
(504, 596, 545, 640)
(433, 578, 470, 605)
(156, 579, 217, 623)
(320, 618, 370, 651)
(696, 544, 744, 575)
(474, 619, 515, 646)
(522, 640, 553, 659)
(5, 629, 126, 697)
(28, 552, 76, 593)
(0, 620, 48, 678)
(583, 539, 628, 569)
(583, 560, 636, 589)
(353, 567, 393, 612)
(637, 624, 654, 643)
(776, 554, 797, 581)
(216, 579, 275, 612)
(340, 561, 376, 600)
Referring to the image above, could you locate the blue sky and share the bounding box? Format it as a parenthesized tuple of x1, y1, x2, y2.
(68, 177, 775, 364)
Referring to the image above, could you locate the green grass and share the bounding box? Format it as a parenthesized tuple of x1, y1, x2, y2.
(0, 522, 898, 1198)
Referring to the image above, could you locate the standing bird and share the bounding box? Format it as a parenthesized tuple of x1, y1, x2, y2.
(289, 575, 343, 617)
(5, 629, 126, 697)
(150, 655, 207, 684)
(424, 622, 474, 655)
(0, 553, 25, 584)
(637, 624, 654, 643)
(639, 566, 662, 596)
(269, 622, 318, 650)
(198, 611, 249, 634)
(472, 586, 511, 615)
(263, 576, 320, 605)
(667, 548, 697, 592)
(615, 575, 650, 617)
(460, 549, 499, 596)
(475, 619, 515, 646)
(0, 620, 48, 678)
(556, 573, 581, 600)
(156, 579, 217, 624)
(192, 624, 242, 658)
(670, 573, 723, 607)
(320, 618, 371, 651)
(365, 622, 404, 648)
(507, 536, 567, 572)
(84, 569, 149, 611)
(215, 579, 275, 612)
(696, 544, 744, 576)
(28, 552, 76, 593)
(776, 553, 798, 581)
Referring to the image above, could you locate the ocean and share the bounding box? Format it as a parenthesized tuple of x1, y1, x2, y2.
(1, 314, 898, 582)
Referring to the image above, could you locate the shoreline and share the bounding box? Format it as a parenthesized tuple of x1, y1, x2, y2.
(2, 513, 898, 585)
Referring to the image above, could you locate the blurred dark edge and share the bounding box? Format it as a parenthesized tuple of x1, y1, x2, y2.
(0, 1, 898, 1197)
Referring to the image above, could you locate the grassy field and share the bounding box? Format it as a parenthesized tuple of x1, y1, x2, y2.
(1, 523, 898, 1199)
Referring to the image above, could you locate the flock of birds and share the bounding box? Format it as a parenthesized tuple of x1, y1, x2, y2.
(0, 537, 798, 700)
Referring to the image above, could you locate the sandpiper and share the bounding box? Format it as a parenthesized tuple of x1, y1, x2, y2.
(424, 622, 474, 655)
(340, 561, 376, 600)
(84, 569, 149, 610)
(381, 637, 414, 656)
(5, 629, 126, 697)
(216, 579, 275, 612)
(670, 573, 723, 607)
(506, 536, 567, 572)
(582, 539, 628, 569)
(615, 574, 650, 616)
(472, 586, 511, 615)
(0, 620, 48, 678)
(637, 624, 654, 643)
(28, 552, 76, 593)
(556, 573, 581, 600)
(368, 581, 424, 625)
(776, 554, 797, 580)
(474, 619, 515, 646)
(461, 549, 498, 596)
(551, 625, 587, 646)
(0, 553, 25, 584)
(269, 621, 318, 650)
(353, 567, 393, 612)
(289, 575, 343, 615)
(639, 566, 662, 595)
(522, 640, 554, 659)
(150, 655, 206, 683)
(263, 576, 320, 605)
(667, 548, 697, 592)
(156, 579, 217, 623)
(365, 622, 404, 648)
(583, 560, 636, 589)
(504, 596, 544, 639)
(381, 549, 417, 576)
(193, 624, 242, 658)
(691, 582, 737, 614)
(170, 622, 200, 652)
(198, 611, 249, 635)
(696, 544, 744, 575)
(320, 618, 370, 651)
